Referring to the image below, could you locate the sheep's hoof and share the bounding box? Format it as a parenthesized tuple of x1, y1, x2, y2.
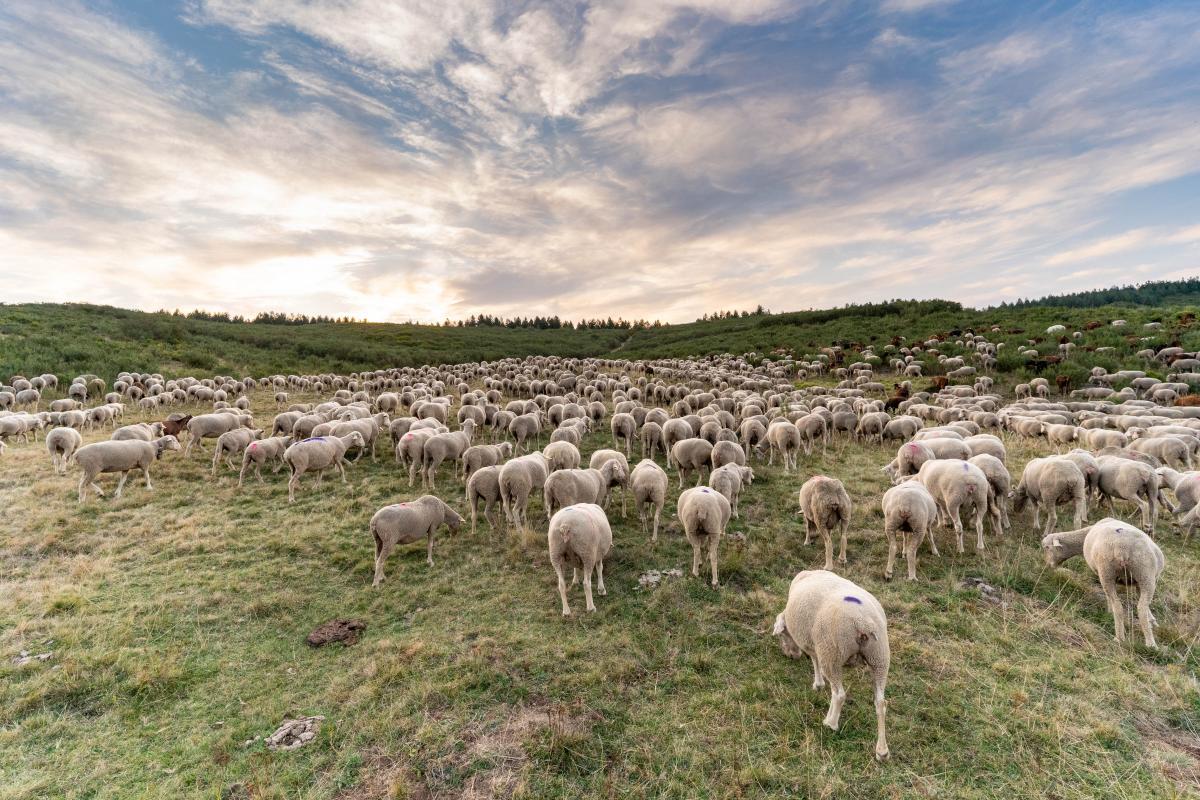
(823, 718, 839, 731)
(875, 748, 890, 762)
(883, 572, 893, 582)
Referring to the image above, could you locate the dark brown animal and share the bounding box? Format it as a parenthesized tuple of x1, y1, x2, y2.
(930, 376, 948, 391)
(1084, 321, 1102, 330)
(161, 414, 193, 437)
(1175, 395, 1200, 407)
(1056, 375, 1072, 395)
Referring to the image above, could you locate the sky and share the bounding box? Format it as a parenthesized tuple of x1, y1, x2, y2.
(1, 1, 1199, 324)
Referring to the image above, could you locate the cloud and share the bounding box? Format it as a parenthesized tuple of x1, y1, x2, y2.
(1, 0, 1199, 324)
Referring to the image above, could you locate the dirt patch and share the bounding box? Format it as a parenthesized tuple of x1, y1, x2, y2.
(307, 619, 367, 647)
(338, 703, 595, 800)
(1136, 716, 1200, 793)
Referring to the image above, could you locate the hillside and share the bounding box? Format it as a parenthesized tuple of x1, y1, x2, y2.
(4, 279, 1200, 380)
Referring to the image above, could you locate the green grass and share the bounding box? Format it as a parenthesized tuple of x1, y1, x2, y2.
(2, 383, 1199, 799)
(5, 294, 1200, 383)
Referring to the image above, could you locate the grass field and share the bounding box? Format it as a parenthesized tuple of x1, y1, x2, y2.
(2, 380, 1200, 799)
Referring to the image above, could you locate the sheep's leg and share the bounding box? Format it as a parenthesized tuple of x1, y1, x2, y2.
(77, 474, 90, 503)
(652, 505, 661, 542)
(1137, 578, 1157, 648)
(426, 525, 435, 567)
(884, 525, 897, 580)
(708, 536, 720, 588)
(582, 561, 596, 612)
(621, 485, 627, 517)
(336, 460, 348, 484)
(596, 559, 606, 596)
(553, 559, 571, 616)
(974, 505, 985, 551)
(808, 649, 825, 689)
(1136, 496, 1151, 531)
(802, 517, 813, 546)
(949, 502, 964, 553)
(822, 664, 846, 731)
(470, 498, 479, 535)
(143, 466, 153, 491)
(288, 473, 299, 503)
(372, 539, 395, 587)
(1097, 569, 1126, 643)
(872, 667, 889, 761)
(690, 537, 702, 578)
(823, 530, 834, 571)
(926, 523, 940, 556)
(838, 520, 849, 565)
(907, 528, 923, 580)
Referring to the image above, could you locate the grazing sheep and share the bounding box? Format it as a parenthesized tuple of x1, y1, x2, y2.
(881, 482, 939, 581)
(968, 453, 1012, 533)
(1013, 457, 1089, 535)
(610, 412, 637, 456)
(45, 427, 83, 475)
(1096, 455, 1161, 531)
(631, 459, 669, 541)
(184, 413, 252, 456)
(676, 486, 732, 588)
(420, 420, 476, 488)
(672, 438, 715, 488)
(466, 465, 504, 535)
(542, 440, 581, 473)
(212, 427, 263, 476)
(797, 476, 853, 571)
(1041, 518, 1164, 647)
(370, 495, 464, 581)
(547, 503, 612, 615)
(589, 449, 631, 516)
(772, 570, 890, 761)
(709, 439, 746, 470)
(74, 436, 180, 503)
(461, 441, 513, 480)
(640, 420, 665, 460)
(1158, 468, 1200, 538)
(758, 420, 802, 470)
(112, 422, 165, 442)
(395, 428, 437, 485)
(543, 462, 624, 520)
(882, 441, 935, 483)
(1128, 436, 1192, 470)
(283, 432, 366, 503)
(498, 452, 550, 529)
(909, 459, 992, 553)
(709, 463, 754, 519)
(508, 412, 542, 454)
(238, 435, 292, 486)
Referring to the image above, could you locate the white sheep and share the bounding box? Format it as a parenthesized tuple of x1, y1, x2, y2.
(1013, 457, 1088, 535)
(283, 432, 366, 503)
(238, 435, 292, 487)
(708, 463, 753, 519)
(45, 426, 83, 475)
(676, 486, 732, 587)
(547, 503, 612, 615)
(631, 459, 669, 541)
(671, 438, 714, 488)
(498, 452, 550, 529)
(466, 465, 504, 534)
(797, 476, 852, 571)
(772, 570, 890, 761)
(212, 427, 263, 477)
(1041, 518, 1164, 647)
(908, 459, 992, 553)
(370, 495, 464, 581)
(74, 436, 180, 503)
(881, 482, 939, 581)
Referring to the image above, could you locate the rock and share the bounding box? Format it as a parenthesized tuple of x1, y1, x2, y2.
(12, 650, 53, 666)
(637, 568, 683, 590)
(306, 618, 366, 647)
(961, 576, 1003, 605)
(265, 716, 324, 751)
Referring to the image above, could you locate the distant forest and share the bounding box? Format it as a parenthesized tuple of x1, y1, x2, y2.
(994, 277, 1200, 309)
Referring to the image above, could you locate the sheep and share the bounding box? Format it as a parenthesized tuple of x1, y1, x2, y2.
(631, 459, 669, 541)
(1095, 455, 1161, 531)
(882, 441, 934, 483)
(709, 463, 754, 519)
(677, 486, 732, 588)
(74, 436, 180, 503)
(610, 412, 637, 456)
(1041, 518, 1164, 647)
(45, 427, 83, 475)
(498, 452, 550, 529)
(671, 438, 714, 488)
(1012, 457, 1088, 534)
(312, 413, 390, 462)
(1158, 468, 1200, 538)
(881, 482, 939, 581)
(797, 476, 853, 571)
(466, 465, 505, 535)
(419, 420, 476, 488)
(395, 428, 438, 485)
(640, 420, 665, 460)
(968, 453, 1012, 533)
(772, 570, 890, 761)
(542, 440, 581, 473)
(283, 432, 366, 503)
(758, 420, 802, 470)
(461, 441, 513, 480)
(212, 427, 263, 476)
(237, 435, 292, 486)
(184, 413, 252, 456)
(709, 439, 746, 470)
(908, 459, 992, 553)
(112, 422, 164, 442)
(547, 503, 612, 615)
(1128, 436, 1192, 470)
(589, 449, 631, 516)
(543, 462, 625, 520)
(370, 495, 464, 582)
(508, 412, 542, 453)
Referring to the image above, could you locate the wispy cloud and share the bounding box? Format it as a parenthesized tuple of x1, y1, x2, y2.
(1, 0, 1198, 322)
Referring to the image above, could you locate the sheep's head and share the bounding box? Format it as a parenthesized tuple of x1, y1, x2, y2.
(1040, 533, 1069, 567)
(771, 613, 803, 659)
(444, 506, 465, 533)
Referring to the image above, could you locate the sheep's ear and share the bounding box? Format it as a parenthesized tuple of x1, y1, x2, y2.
(771, 613, 787, 636)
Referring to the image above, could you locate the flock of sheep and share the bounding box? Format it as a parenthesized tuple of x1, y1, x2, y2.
(3, 323, 1199, 763)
